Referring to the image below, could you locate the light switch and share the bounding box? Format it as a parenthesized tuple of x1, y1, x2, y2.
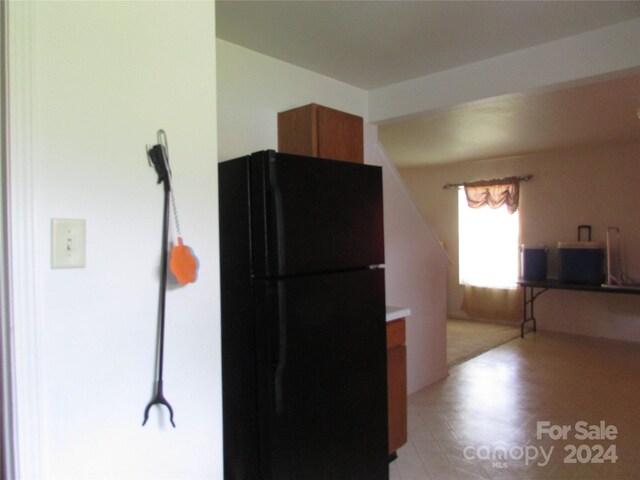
(51, 219, 86, 269)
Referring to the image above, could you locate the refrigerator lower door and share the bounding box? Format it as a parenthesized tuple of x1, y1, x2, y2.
(254, 268, 388, 480)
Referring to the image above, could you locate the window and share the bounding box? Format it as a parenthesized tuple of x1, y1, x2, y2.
(458, 188, 519, 289)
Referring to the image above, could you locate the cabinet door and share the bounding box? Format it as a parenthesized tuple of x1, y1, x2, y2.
(278, 103, 363, 163)
(316, 105, 363, 163)
(387, 345, 407, 454)
(277, 104, 316, 158)
(386, 319, 407, 454)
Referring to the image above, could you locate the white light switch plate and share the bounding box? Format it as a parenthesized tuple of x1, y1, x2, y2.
(51, 219, 86, 269)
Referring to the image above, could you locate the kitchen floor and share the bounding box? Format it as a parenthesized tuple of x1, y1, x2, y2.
(447, 318, 520, 366)
(390, 331, 640, 479)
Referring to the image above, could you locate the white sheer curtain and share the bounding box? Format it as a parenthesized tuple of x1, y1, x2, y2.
(458, 181, 522, 322)
(458, 189, 520, 288)
(458, 188, 519, 289)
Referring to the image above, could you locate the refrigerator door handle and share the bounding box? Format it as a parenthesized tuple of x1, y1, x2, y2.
(274, 286, 287, 415)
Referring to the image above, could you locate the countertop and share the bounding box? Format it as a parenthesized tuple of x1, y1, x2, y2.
(386, 305, 411, 322)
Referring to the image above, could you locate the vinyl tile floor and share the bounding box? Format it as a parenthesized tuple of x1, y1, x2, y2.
(390, 331, 640, 479)
(447, 318, 520, 367)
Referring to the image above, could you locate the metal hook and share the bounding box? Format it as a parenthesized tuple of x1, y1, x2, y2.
(147, 136, 172, 189)
(157, 129, 169, 155)
(157, 129, 172, 181)
(146, 129, 170, 171)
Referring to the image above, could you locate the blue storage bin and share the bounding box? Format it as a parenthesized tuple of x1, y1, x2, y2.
(558, 242, 604, 285)
(521, 246, 547, 281)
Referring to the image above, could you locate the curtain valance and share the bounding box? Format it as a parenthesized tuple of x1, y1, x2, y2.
(464, 176, 521, 214)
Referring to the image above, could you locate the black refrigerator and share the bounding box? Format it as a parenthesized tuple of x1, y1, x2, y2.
(218, 150, 388, 480)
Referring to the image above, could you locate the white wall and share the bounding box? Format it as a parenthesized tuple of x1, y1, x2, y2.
(217, 41, 449, 392)
(400, 142, 640, 342)
(8, 2, 221, 478)
(368, 136, 449, 392)
(217, 39, 367, 162)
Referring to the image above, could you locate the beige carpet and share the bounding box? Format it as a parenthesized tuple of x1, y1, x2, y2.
(447, 318, 520, 366)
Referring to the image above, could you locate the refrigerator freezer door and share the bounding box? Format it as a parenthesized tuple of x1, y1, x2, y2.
(253, 268, 388, 480)
(250, 151, 384, 277)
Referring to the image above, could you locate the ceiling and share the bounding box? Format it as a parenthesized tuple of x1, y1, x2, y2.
(216, 1, 640, 166)
(379, 73, 640, 167)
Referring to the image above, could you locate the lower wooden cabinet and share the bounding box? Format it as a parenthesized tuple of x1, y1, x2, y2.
(386, 318, 407, 455)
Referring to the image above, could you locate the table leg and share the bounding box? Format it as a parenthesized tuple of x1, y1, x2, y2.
(521, 286, 528, 338)
(521, 285, 547, 338)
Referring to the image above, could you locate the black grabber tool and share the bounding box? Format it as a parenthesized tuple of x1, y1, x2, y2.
(142, 130, 176, 428)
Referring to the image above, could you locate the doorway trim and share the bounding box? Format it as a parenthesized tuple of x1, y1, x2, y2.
(0, 0, 14, 475)
(1, 2, 43, 478)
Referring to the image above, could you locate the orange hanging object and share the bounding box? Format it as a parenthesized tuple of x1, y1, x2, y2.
(169, 236, 199, 285)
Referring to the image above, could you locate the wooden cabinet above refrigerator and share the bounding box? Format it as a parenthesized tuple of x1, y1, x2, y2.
(278, 103, 364, 164)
